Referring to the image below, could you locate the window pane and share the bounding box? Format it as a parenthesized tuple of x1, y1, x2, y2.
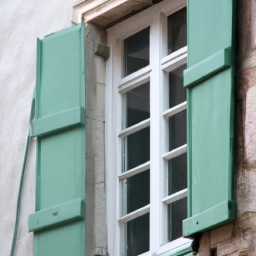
(168, 198, 187, 241)
(169, 64, 186, 109)
(126, 82, 150, 128)
(123, 127, 150, 171)
(125, 213, 150, 256)
(125, 27, 150, 76)
(168, 153, 187, 195)
(169, 110, 186, 151)
(167, 7, 187, 55)
(123, 170, 150, 214)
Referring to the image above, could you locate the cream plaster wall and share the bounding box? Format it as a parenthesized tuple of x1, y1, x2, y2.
(0, 1, 77, 255)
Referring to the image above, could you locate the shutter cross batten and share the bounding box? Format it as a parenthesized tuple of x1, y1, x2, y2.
(30, 107, 85, 138)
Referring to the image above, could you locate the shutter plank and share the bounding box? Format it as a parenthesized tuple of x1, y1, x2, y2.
(29, 24, 86, 256)
(183, 0, 236, 237)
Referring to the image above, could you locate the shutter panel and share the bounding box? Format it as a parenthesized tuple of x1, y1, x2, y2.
(28, 24, 86, 256)
(183, 0, 236, 237)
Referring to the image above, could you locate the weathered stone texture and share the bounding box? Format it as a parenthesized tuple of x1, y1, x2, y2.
(244, 82, 256, 168)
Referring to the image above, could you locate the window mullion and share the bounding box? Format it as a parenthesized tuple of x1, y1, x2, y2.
(149, 13, 162, 253)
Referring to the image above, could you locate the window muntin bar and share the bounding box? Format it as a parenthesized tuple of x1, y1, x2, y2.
(119, 118, 150, 138)
(162, 144, 187, 161)
(118, 161, 150, 180)
(162, 188, 187, 205)
(119, 205, 150, 223)
(119, 66, 151, 94)
(162, 101, 187, 119)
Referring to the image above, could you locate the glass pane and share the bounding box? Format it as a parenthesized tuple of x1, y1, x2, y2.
(126, 82, 150, 128)
(125, 213, 150, 256)
(168, 153, 187, 195)
(169, 64, 186, 109)
(123, 170, 150, 214)
(167, 7, 187, 55)
(123, 127, 150, 171)
(168, 197, 187, 241)
(125, 27, 150, 76)
(169, 110, 186, 151)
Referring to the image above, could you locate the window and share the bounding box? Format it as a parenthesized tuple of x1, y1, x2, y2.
(105, 1, 191, 255)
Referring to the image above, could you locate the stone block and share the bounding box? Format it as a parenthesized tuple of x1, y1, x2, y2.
(210, 224, 233, 246)
(244, 82, 256, 168)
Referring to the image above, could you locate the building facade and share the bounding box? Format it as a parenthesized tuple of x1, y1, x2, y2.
(1, 0, 256, 256)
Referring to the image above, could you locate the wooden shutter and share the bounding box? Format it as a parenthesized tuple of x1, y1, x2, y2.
(28, 24, 86, 256)
(183, 0, 236, 237)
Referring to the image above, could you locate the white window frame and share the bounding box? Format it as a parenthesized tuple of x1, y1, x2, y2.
(105, 1, 191, 255)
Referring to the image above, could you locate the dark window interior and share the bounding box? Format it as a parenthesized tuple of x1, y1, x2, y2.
(126, 213, 150, 256)
(125, 27, 150, 76)
(126, 82, 150, 128)
(168, 7, 187, 55)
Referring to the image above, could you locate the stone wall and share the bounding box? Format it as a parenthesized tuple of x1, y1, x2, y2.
(198, 1, 256, 255)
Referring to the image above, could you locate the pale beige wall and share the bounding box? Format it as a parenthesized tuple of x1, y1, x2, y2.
(0, 1, 78, 255)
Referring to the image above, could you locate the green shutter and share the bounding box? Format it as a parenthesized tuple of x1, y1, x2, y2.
(28, 24, 86, 256)
(183, 0, 236, 237)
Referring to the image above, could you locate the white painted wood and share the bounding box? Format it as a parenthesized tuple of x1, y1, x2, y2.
(162, 101, 187, 119)
(162, 144, 187, 161)
(118, 118, 150, 138)
(105, 31, 120, 256)
(161, 53, 187, 73)
(149, 12, 162, 254)
(161, 46, 187, 65)
(118, 65, 152, 93)
(72, 0, 109, 23)
(83, 0, 127, 22)
(118, 205, 150, 224)
(118, 161, 150, 180)
(105, 1, 189, 255)
(162, 189, 188, 205)
(157, 238, 191, 256)
(107, 0, 186, 39)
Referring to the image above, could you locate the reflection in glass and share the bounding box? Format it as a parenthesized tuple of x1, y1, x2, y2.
(168, 198, 187, 241)
(125, 27, 150, 76)
(168, 153, 187, 195)
(123, 170, 150, 214)
(169, 64, 186, 109)
(168, 7, 187, 55)
(124, 127, 150, 171)
(126, 82, 150, 128)
(125, 213, 150, 256)
(169, 110, 186, 151)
